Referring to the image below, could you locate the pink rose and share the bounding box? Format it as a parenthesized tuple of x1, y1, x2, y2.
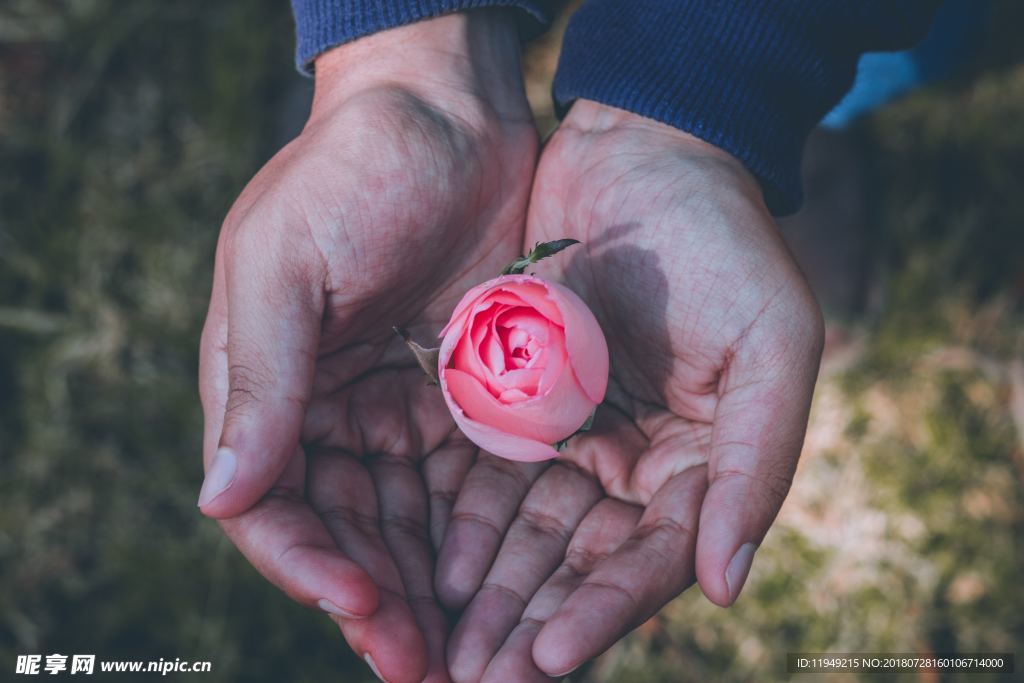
(438, 274, 609, 462)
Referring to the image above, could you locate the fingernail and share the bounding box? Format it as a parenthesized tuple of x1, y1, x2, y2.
(364, 653, 387, 682)
(317, 598, 362, 619)
(197, 447, 237, 507)
(551, 663, 581, 678)
(725, 542, 757, 604)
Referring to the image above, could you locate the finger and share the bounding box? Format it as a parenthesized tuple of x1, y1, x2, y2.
(216, 453, 379, 619)
(199, 239, 229, 472)
(533, 466, 707, 677)
(200, 223, 326, 518)
(696, 308, 823, 606)
(421, 437, 477, 552)
(560, 405, 645, 504)
(482, 499, 642, 683)
(435, 454, 548, 610)
(369, 454, 452, 683)
(201, 264, 379, 619)
(479, 622, 550, 683)
(307, 449, 429, 683)
(448, 463, 601, 683)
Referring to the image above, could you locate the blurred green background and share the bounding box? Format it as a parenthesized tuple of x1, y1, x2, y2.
(1, 1, 1020, 681)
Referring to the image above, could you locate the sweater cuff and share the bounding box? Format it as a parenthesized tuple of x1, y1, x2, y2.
(553, 0, 938, 215)
(292, 0, 551, 76)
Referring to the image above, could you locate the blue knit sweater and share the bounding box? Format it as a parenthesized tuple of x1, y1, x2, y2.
(290, 0, 939, 214)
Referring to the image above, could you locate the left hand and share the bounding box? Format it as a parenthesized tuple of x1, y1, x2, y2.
(436, 100, 825, 681)
(196, 11, 537, 682)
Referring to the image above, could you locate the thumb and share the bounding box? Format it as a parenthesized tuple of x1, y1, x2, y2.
(695, 300, 823, 606)
(198, 223, 326, 518)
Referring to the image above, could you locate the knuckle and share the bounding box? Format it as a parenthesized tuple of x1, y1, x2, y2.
(317, 504, 377, 534)
(631, 517, 696, 568)
(635, 516, 697, 546)
(475, 456, 538, 492)
(583, 577, 641, 612)
(714, 466, 793, 512)
(224, 361, 273, 416)
(480, 582, 529, 608)
(516, 507, 572, 545)
(380, 512, 429, 543)
(429, 489, 458, 507)
(449, 510, 504, 540)
(563, 546, 605, 576)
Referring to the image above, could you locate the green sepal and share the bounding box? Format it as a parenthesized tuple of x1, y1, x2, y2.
(553, 409, 597, 452)
(501, 239, 581, 275)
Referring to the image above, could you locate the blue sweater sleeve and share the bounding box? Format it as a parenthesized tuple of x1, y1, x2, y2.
(553, 0, 940, 214)
(291, 0, 551, 75)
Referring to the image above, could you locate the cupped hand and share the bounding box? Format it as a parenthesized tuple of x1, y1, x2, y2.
(197, 12, 536, 683)
(438, 100, 824, 681)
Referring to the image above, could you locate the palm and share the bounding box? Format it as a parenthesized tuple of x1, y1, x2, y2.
(528, 127, 763, 507)
(438, 102, 823, 682)
(200, 87, 536, 683)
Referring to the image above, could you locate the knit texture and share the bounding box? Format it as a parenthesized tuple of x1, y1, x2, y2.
(291, 0, 551, 75)
(554, 0, 940, 214)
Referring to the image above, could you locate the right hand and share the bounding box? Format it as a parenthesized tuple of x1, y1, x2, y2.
(197, 12, 537, 682)
(438, 100, 824, 681)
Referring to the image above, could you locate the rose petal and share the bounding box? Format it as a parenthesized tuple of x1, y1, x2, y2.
(445, 276, 565, 331)
(439, 369, 559, 462)
(499, 368, 544, 395)
(496, 307, 550, 373)
(493, 277, 564, 326)
(483, 291, 536, 311)
(535, 318, 566, 395)
(496, 307, 552, 343)
(445, 368, 594, 445)
(439, 279, 503, 339)
(506, 327, 530, 349)
(453, 323, 487, 379)
(542, 279, 609, 404)
(437, 274, 608, 465)
(445, 368, 563, 443)
(452, 318, 494, 396)
(499, 387, 530, 402)
(480, 324, 506, 375)
(516, 355, 595, 431)
(452, 303, 507, 398)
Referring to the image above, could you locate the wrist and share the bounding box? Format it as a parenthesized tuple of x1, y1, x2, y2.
(310, 10, 528, 124)
(562, 99, 762, 198)
(563, 100, 736, 162)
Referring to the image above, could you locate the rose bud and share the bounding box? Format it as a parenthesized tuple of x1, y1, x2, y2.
(437, 274, 609, 462)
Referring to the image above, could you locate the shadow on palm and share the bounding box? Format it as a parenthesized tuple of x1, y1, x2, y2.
(561, 237, 714, 505)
